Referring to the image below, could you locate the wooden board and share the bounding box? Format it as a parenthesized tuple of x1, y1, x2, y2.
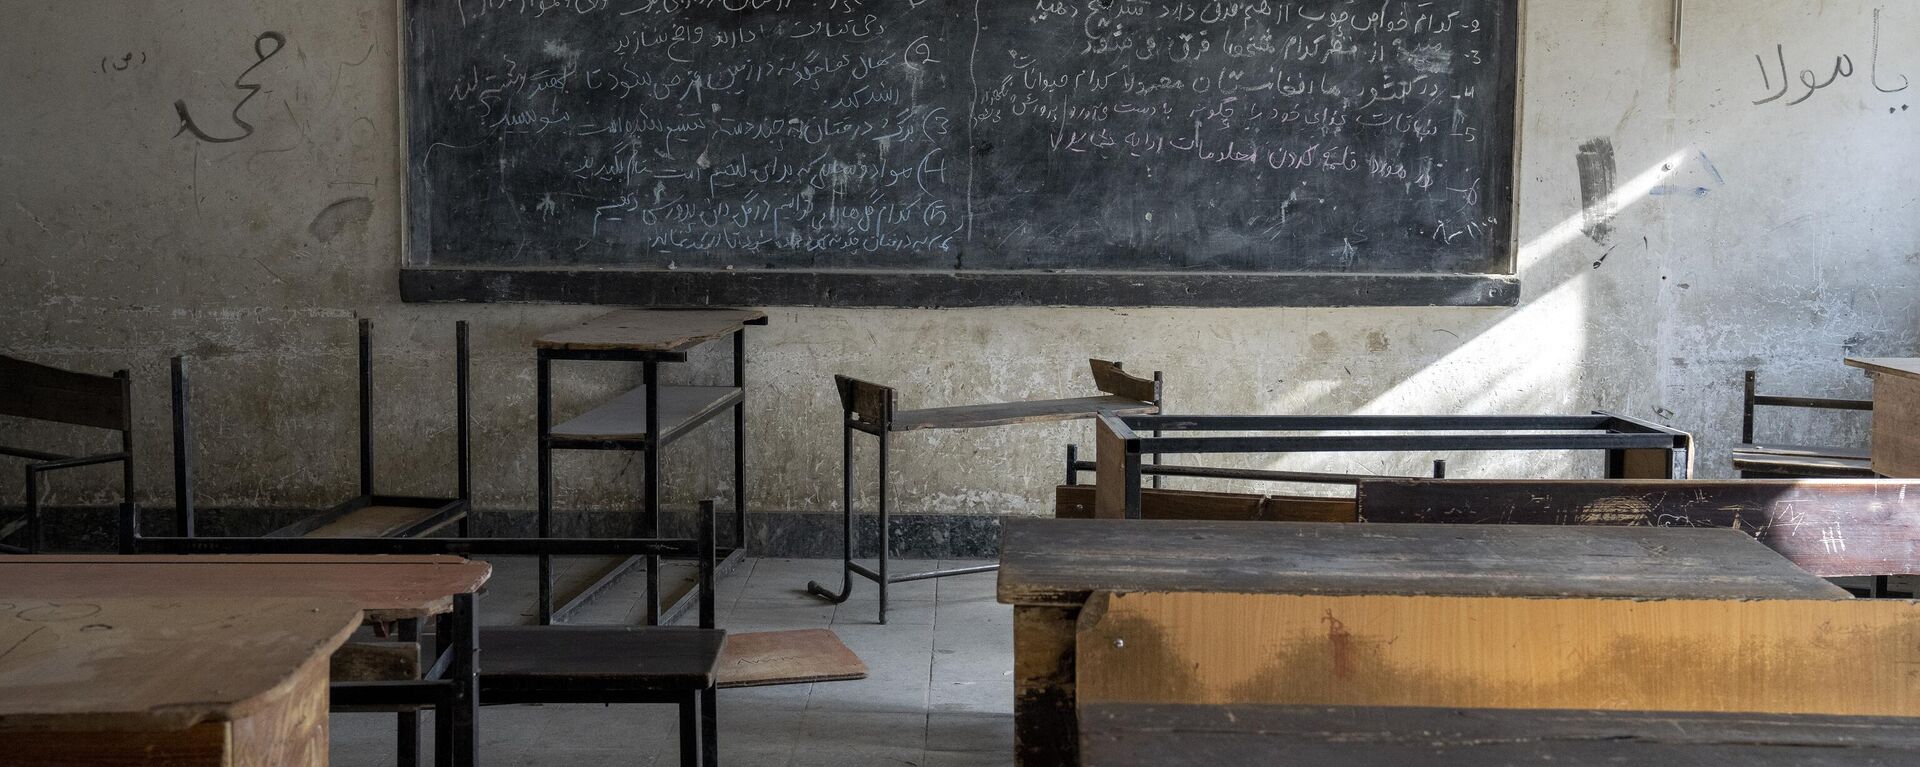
(1054, 485, 1356, 523)
(1848, 357, 1920, 380)
(0, 354, 128, 431)
(891, 396, 1157, 432)
(1079, 704, 1920, 766)
(304, 503, 458, 538)
(996, 519, 1845, 608)
(1871, 369, 1920, 478)
(535, 309, 765, 352)
(1076, 592, 1916, 716)
(1094, 417, 1132, 520)
(0, 555, 491, 621)
(0, 597, 359, 733)
(1354, 479, 1920, 578)
(716, 629, 866, 688)
(550, 385, 742, 441)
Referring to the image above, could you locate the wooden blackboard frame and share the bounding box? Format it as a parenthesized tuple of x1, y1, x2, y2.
(398, 0, 1524, 309)
(398, 268, 1519, 308)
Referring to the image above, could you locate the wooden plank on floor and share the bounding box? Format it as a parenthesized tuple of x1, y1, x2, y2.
(1076, 591, 1920, 716)
(717, 629, 867, 688)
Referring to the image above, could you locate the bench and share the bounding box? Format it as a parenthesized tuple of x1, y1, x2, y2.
(0, 354, 135, 553)
(1732, 369, 1874, 478)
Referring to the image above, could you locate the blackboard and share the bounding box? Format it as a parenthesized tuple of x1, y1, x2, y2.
(401, 0, 1520, 307)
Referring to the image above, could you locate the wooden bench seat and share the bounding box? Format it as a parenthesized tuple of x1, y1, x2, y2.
(481, 626, 727, 698)
(550, 385, 743, 444)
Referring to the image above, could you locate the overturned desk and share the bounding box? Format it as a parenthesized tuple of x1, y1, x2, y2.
(1088, 411, 1694, 519)
(537, 309, 767, 625)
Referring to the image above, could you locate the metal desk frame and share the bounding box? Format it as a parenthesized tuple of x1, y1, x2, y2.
(1093, 411, 1693, 519)
(537, 315, 767, 625)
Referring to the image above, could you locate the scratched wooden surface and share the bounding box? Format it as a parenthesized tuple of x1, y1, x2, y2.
(0, 597, 359, 733)
(715, 629, 867, 689)
(0, 555, 491, 621)
(1355, 479, 1920, 577)
(1080, 704, 1920, 766)
(997, 519, 1845, 608)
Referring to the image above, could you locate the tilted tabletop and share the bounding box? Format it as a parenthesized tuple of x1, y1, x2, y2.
(535, 309, 767, 352)
(997, 519, 1847, 606)
(0, 554, 492, 622)
(0, 597, 361, 733)
(1847, 357, 1920, 380)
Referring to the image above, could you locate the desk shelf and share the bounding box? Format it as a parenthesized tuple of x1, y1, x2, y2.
(551, 385, 743, 448)
(892, 395, 1157, 432)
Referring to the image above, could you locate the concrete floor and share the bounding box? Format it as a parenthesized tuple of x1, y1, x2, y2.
(330, 557, 1014, 766)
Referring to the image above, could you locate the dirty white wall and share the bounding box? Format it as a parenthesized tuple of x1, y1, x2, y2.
(1, 1, 1915, 523)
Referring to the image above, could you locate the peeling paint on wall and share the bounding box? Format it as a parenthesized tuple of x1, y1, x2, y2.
(1576, 138, 1620, 245)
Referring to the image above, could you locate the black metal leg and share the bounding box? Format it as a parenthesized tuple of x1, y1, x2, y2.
(25, 467, 39, 553)
(733, 329, 747, 552)
(435, 594, 478, 767)
(877, 429, 889, 625)
(806, 421, 856, 604)
(679, 694, 702, 767)
(537, 353, 554, 625)
(644, 360, 662, 626)
(702, 686, 719, 767)
(397, 618, 421, 767)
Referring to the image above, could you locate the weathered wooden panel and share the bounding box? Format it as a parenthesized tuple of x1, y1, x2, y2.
(1356, 479, 1920, 577)
(1080, 704, 1920, 766)
(997, 519, 1843, 608)
(1077, 591, 1920, 716)
(0, 354, 128, 431)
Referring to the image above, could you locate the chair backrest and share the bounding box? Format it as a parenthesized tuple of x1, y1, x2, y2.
(1742, 369, 1872, 443)
(1089, 360, 1159, 403)
(834, 375, 895, 428)
(0, 355, 130, 433)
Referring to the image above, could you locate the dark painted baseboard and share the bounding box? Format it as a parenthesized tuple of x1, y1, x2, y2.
(13, 507, 1004, 559)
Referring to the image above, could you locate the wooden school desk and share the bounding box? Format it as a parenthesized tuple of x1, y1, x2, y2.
(996, 519, 1847, 766)
(1847, 357, 1920, 477)
(0, 554, 492, 765)
(0, 596, 362, 766)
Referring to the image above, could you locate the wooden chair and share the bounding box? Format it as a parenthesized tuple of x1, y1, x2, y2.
(166, 319, 470, 543)
(1733, 369, 1875, 478)
(807, 359, 1161, 623)
(0, 354, 135, 553)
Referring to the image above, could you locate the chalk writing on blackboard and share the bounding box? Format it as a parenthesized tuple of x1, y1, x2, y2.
(407, 0, 1517, 276)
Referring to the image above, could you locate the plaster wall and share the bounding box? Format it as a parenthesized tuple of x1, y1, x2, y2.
(1, 1, 1914, 521)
